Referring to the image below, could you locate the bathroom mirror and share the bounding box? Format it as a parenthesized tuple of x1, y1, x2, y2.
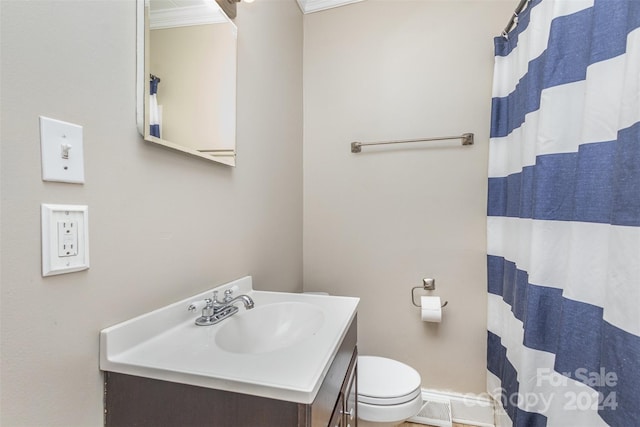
(136, 0, 237, 166)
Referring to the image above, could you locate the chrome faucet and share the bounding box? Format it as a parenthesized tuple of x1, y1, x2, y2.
(188, 289, 255, 326)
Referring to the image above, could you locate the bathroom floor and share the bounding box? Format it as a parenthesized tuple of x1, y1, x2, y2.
(402, 423, 473, 427)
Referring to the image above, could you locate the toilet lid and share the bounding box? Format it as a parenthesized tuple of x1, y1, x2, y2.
(358, 356, 422, 404)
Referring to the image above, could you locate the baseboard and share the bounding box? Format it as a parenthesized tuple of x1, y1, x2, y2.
(409, 389, 495, 427)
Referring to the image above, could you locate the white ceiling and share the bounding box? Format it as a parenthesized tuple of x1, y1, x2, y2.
(296, 0, 364, 14)
(150, 0, 205, 11)
(148, 0, 364, 28)
(151, 0, 365, 16)
(149, 0, 228, 29)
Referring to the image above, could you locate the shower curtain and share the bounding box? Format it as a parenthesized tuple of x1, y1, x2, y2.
(487, 1, 639, 426)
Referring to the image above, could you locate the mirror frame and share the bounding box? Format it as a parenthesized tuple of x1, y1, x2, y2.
(136, 0, 238, 166)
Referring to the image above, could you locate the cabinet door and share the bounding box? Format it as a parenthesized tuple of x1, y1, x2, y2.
(329, 393, 344, 427)
(343, 360, 357, 427)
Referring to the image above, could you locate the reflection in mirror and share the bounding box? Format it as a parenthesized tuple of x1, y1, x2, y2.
(137, 0, 237, 166)
(215, 0, 239, 19)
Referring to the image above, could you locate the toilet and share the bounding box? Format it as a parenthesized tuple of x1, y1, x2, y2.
(301, 293, 423, 425)
(357, 356, 423, 426)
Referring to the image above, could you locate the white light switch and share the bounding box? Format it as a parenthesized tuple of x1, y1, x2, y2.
(39, 116, 85, 184)
(42, 204, 89, 277)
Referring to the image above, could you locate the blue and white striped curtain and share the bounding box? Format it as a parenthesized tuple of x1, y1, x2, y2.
(487, 1, 640, 426)
(150, 75, 161, 138)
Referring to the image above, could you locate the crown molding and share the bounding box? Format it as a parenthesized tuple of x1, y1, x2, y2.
(150, 5, 228, 30)
(296, 0, 364, 14)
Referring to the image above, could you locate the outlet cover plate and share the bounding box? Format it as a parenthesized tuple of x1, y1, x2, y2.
(41, 204, 90, 276)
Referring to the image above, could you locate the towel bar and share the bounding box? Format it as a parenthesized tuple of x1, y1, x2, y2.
(351, 133, 473, 153)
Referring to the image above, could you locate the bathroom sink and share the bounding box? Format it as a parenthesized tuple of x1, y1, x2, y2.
(100, 276, 359, 404)
(216, 302, 324, 354)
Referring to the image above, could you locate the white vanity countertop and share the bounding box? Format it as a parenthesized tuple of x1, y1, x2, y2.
(100, 276, 359, 404)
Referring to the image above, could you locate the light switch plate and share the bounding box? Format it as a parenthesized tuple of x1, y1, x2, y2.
(39, 116, 85, 184)
(41, 204, 90, 277)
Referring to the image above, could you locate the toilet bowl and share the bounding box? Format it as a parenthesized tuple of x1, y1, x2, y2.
(357, 356, 423, 427)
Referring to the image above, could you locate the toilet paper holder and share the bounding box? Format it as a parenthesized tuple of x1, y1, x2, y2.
(411, 278, 448, 308)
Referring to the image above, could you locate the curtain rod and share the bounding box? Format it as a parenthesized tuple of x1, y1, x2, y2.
(502, 0, 530, 39)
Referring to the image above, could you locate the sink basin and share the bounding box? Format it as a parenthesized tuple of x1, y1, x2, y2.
(215, 302, 325, 354)
(100, 276, 359, 404)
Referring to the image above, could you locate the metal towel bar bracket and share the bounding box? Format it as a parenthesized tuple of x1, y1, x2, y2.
(351, 133, 473, 153)
(411, 278, 449, 308)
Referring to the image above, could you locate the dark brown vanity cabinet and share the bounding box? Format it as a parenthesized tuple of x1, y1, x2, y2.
(329, 351, 357, 427)
(104, 317, 357, 427)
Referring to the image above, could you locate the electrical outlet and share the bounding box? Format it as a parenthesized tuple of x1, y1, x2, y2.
(57, 220, 79, 257)
(41, 204, 89, 276)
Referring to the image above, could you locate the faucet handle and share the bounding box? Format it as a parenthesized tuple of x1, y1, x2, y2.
(188, 298, 212, 312)
(223, 289, 233, 302)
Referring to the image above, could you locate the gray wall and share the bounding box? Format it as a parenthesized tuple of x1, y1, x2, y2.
(303, 0, 513, 394)
(0, 0, 302, 425)
(1, 0, 519, 424)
